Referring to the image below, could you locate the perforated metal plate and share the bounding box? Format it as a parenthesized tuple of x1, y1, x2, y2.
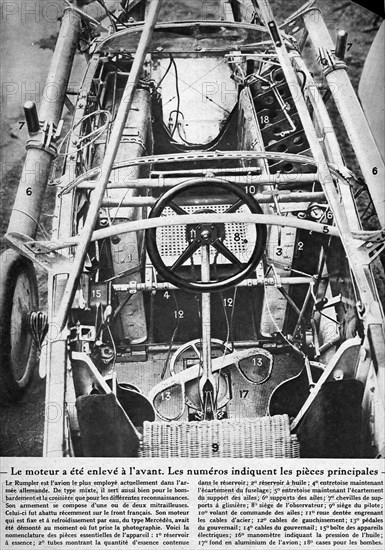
(156, 204, 257, 266)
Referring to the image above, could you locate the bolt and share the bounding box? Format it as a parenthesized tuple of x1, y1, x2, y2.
(201, 230, 211, 240)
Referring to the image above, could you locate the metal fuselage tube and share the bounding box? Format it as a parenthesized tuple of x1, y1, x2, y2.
(201, 245, 212, 382)
(7, 7, 82, 238)
(55, 0, 163, 330)
(199, 245, 219, 419)
(303, 8, 385, 226)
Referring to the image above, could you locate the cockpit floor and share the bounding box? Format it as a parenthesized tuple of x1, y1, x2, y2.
(115, 351, 302, 421)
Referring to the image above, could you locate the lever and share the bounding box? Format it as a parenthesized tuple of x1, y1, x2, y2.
(23, 101, 40, 135)
(335, 30, 348, 60)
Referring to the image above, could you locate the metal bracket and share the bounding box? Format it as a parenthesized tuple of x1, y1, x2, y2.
(265, 263, 282, 288)
(279, 1, 317, 33)
(291, 336, 362, 431)
(352, 229, 385, 264)
(315, 294, 342, 311)
(26, 120, 63, 157)
(317, 47, 347, 76)
(64, 95, 75, 115)
(4, 232, 71, 273)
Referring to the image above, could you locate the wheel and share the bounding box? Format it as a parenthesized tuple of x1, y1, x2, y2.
(146, 178, 267, 292)
(0, 251, 39, 402)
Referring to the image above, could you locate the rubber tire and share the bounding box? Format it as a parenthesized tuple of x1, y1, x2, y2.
(0, 251, 39, 402)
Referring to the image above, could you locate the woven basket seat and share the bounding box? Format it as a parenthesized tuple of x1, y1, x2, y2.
(140, 414, 299, 458)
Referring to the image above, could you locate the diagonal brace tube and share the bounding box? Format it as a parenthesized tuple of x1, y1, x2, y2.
(55, 0, 163, 331)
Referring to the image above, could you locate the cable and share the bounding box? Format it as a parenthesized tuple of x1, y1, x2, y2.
(264, 282, 309, 366)
(220, 290, 231, 350)
(211, 250, 238, 413)
(96, 0, 116, 31)
(169, 108, 203, 146)
(195, 289, 204, 385)
(11, 209, 50, 239)
(229, 286, 238, 350)
(176, 117, 205, 147)
(213, 285, 237, 414)
(58, 110, 111, 157)
(296, 69, 307, 95)
(170, 55, 180, 138)
(212, 250, 234, 351)
(95, 0, 129, 31)
(156, 55, 201, 144)
(107, 325, 117, 371)
(155, 56, 174, 91)
(161, 290, 181, 379)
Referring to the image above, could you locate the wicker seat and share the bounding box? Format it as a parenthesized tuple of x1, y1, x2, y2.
(140, 414, 299, 458)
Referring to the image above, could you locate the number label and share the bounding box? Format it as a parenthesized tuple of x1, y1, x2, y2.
(174, 310, 184, 319)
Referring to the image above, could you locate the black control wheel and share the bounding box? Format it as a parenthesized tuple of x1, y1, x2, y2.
(0, 251, 39, 402)
(146, 178, 266, 292)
